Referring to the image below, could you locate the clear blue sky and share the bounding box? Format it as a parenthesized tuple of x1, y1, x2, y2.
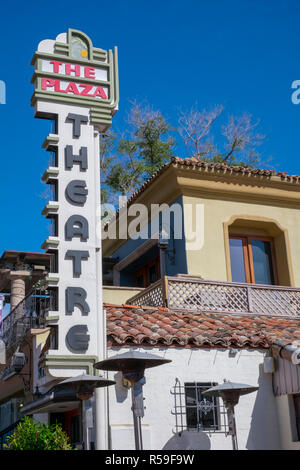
(1, 0, 300, 253)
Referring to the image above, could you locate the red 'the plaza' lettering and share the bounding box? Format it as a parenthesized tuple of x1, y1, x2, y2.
(41, 78, 107, 99)
(49, 61, 97, 79)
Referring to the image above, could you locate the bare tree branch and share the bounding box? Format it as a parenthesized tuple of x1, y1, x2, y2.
(222, 113, 265, 165)
(178, 104, 224, 157)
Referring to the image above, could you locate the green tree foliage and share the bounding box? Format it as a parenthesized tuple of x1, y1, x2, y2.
(4, 416, 74, 450)
(100, 101, 175, 203)
(101, 101, 269, 203)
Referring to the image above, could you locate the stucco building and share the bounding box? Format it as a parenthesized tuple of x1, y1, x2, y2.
(101, 157, 300, 450)
(1, 157, 300, 449)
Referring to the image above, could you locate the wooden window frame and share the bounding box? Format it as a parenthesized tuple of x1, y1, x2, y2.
(229, 234, 278, 285)
(134, 256, 160, 288)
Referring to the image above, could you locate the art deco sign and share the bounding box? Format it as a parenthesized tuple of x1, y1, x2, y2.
(31, 28, 119, 130)
(32, 29, 119, 378)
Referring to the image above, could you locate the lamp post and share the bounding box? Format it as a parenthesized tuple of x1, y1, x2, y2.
(55, 374, 115, 450)
(94, 351, 171, 450)
(158, 229, 169, 278)
(203, 380, 258, 450)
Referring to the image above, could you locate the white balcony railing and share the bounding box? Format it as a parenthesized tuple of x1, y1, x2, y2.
(126, 276, 300, 318)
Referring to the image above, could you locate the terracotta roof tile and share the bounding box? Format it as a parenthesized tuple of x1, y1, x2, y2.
(105, 303, 300, 349)
(103, 157, 300, 231)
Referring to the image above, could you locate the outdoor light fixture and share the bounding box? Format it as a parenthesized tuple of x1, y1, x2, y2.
(158, 225, 176, 279)
(203, 380, 258, 450)
(158, 228, 169, 250)
(158, 228, 169, 279)
(55, 374, 116, 450)
(11, 347, 26, 373)
(94, 351, 172, 450)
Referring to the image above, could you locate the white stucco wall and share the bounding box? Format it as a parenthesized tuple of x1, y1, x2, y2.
(106, 346, 281, 450)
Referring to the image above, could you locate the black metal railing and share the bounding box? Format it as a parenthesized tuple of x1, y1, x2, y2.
(0, 289, 54, 348)
(171, 378, 228, 435)
(0, 261, 37, 272)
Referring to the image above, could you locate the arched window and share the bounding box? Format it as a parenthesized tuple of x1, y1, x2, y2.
(71, 34, 89, 60)
(225, 216, 293, 286)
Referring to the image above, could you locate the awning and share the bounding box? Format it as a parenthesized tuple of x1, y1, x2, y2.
(21, 387, 80, 415)
(271, 341, 300, 396)
(271, 340, 300, 365)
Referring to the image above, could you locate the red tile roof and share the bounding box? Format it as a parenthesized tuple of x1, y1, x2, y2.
(125, 156, 300, 207)
(171, 156, 300, 181)
(104, 157, 300, 228)
(105, 304, 300, 349)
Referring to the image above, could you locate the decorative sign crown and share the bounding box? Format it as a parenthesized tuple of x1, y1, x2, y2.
(31, 29, 119, 131)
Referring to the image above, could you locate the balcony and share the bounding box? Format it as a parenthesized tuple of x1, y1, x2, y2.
(0, 290, 54, 350)
(126, 276, 300, 318)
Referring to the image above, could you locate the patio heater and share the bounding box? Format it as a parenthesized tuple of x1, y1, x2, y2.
(94, 351, 172, 450)
(203, 380, 258, 450)
(55, 374, 115, 450)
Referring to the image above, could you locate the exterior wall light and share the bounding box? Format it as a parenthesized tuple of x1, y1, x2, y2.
(11, 347, 26, 373)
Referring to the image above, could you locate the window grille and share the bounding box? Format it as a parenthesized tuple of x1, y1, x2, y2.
(171, 378, 228, 434)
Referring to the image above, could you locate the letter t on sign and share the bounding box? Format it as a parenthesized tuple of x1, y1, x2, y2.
(66, 250, 89, 277)
(66, 113, 89, 138)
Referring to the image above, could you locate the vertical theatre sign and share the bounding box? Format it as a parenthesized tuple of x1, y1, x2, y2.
(31, 29, 119, 377)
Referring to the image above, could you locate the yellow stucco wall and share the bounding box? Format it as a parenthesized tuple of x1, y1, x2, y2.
(103, 286, 143, 305)
(182, 194, 300, 286)
(103, 165, 300, 288)
(33, 328, 51, 347)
